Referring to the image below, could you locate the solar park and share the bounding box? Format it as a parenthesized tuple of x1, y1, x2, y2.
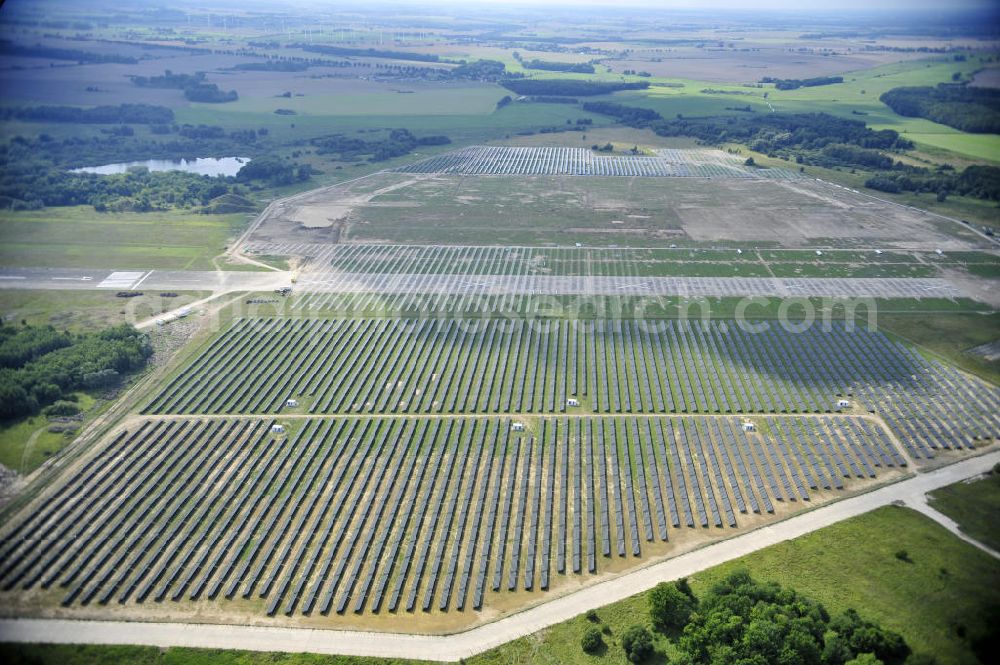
(0, 315, 994, 626)
(0, 147, 996, 632)
(0, 415, 908, 619)
(393, 146, 804, 179)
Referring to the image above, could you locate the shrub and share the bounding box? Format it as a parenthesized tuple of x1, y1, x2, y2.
(581, 627, 603, 654)
(649, 580, 697, 631)
(621, 625, 655, 663)
(42, 400, 81, 417)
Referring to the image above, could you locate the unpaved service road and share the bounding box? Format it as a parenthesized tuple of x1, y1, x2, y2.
(1, 451, 996, 662)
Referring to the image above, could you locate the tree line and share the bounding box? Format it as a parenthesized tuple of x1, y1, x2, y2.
(583, 96, 1000, 203)
(522, 59, 596, 74)
(310, 128, 450, 163)
(0, 103, 174, 125)
(880, 84, 1000, 133)
(762, 75, 844, 90)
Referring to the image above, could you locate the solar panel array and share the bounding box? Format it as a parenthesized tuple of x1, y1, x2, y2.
(392, 146, 803, 179)
(0, 415, 903, 615)
(144, 318, 998, 459)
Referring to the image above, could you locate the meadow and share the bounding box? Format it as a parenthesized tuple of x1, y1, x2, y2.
(0, 208, 249, 271)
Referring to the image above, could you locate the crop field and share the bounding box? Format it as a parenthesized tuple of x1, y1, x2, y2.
(248, 163, 987, 248)
(392, 146, 804, 179)
(0, 414, 907, 621)
(143, 318, 998, 460)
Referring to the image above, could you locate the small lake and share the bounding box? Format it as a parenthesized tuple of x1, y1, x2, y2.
(71, 156, 249, 177)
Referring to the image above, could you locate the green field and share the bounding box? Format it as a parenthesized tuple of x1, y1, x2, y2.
(874, 311, 1000, 385)
(0, 290, 210, 331)
(929, 471, 1000, 552)
(0, 393, 95, 474)
(0, 207, 249, 271)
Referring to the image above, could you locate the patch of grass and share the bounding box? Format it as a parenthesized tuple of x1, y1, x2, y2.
(0, 393, 95, 473)
(929, 471, 1000, 552)
(874, 311, 1000, 385)
(0, 290, 210, 332)
(0, 207, 249, 271)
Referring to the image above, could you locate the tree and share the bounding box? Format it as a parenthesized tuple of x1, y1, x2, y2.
(649, 580, 697, 631)
(621, 625, 655, 663)
(581, 627, 603, 654)
(745, 157, 756, 166)
(846, 655, 884, 665)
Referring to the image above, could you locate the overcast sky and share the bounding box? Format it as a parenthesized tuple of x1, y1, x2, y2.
(384, 0, 995, 11)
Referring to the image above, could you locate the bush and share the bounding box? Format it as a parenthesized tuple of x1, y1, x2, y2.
(581, 627, 604, 654)
(42, 400, 81, 417)
(649, 580, 697, 631)
(895, 549, 912, 562)
(621, 625, 655, 663)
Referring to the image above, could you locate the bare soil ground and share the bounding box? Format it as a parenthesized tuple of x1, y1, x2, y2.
(247, 169, 987, 251)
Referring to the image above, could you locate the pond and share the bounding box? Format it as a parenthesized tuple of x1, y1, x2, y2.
(70, 156, 249, 177)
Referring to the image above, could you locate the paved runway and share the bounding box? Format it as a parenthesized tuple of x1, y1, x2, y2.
(297, 271, 963, 299)
(0, 268, 289, 292)
(0, 267, 964, 299)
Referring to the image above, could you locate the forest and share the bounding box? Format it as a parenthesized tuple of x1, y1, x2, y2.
(0, 104, 173, 125)
(0, 323, 152, 420)
(522, 59, 596, 73)
(297, 43, 441, 62)
(0, 121, 292, 211)
(309, 128, 451, 163)
(880, 84, 1000, 133)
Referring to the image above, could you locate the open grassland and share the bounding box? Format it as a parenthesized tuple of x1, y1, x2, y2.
(875, 311, 1000, 386)
(0, 394, 95, 475)
(0, 290, 210, 332)
(929, 470, 1000, 552)
(0, 208, 248, 271)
